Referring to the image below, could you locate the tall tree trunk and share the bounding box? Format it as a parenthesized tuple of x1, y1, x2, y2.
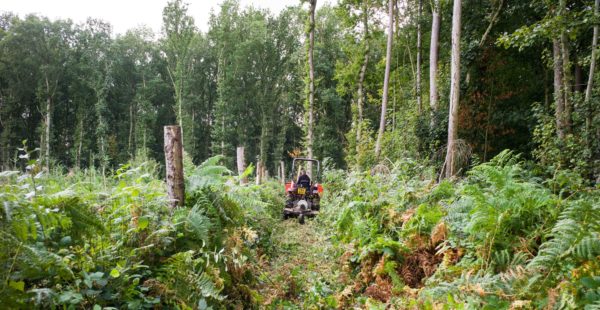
(280, 160, 285, 184)
(429, 0, 441, 128)
(77, 118, 83, 169)
(375, 0, 394, 160)
(128, 101, 134, 157)
(416, 0, 423, 114)
(259, 112, 269, 177)
(559, 0, 572, 133)
(306, 0, 316, 174)
(44, 75, 51, 169)
(443, 0, 462, 179)
(553, 39, 566, 140)
(586, 0, 599, 144)
(356, 1, 370, 150)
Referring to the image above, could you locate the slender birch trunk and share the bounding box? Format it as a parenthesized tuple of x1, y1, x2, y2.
(443, 0, 462, 178)
(44, 75, 52, 169)
(585, 0, 599, 144)
(375, 0, 394, 160)
(553, 39, 566, 140)
(356, 0, 370, 148)
(416, 0, 423, 114)
(306, 0, 316, 175)
(429, 0, 441, 128)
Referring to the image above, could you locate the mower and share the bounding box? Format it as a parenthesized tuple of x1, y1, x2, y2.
(283, 158, 323, 224)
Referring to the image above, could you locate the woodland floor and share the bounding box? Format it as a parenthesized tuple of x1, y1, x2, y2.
(258, 217, 346, 308)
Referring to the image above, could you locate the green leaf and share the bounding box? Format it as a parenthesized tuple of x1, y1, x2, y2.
(93, 305, 102, 310)
(581, 276, 600, 289)
(110, 268, 120, 278)
(138, 216, 149, 230)
(9, 280, 24, 292)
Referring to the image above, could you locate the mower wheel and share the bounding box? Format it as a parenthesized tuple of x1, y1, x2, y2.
(298, 214, 305, 225)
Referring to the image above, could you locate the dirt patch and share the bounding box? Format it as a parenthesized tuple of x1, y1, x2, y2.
(398, 248, 443, 288)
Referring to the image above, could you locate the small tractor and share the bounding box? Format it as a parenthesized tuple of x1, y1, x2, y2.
(283, 158, 323, 224)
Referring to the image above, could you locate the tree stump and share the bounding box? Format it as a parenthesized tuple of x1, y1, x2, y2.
(256, 160, 262, 185)
(164, 125, 185, 207)
(237, 146, 247, 185)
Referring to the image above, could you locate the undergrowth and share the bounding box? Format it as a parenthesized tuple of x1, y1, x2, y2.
(0, 153, 281, 309)
(321, 150, 599, 309)
(1, 149, 597, 309)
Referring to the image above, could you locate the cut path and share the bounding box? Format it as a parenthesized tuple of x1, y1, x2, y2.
(257, 217, 346, 308)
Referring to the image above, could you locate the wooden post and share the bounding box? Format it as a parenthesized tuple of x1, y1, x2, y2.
(236, 146, 247, 184)
(164, 125, 185, 207)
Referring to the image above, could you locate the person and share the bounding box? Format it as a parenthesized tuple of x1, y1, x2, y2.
(296, 169, 311, 189)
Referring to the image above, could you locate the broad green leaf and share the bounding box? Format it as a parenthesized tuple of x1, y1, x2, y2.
(9, 280, 24, 292)
(138, 216, 149, 230)
(110, 268, 120, 278)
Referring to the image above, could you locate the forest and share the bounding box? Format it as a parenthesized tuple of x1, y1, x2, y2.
(0, 0, 599, 308)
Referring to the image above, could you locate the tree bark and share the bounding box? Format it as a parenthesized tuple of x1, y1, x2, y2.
(356, 1, 370, 149)
(306, 0, 317, 174)
(164, 125, 185, 207)
(478, 0, 504, 49)
(77, 118, 83, 168)
(44, 75, 52, 169)
(280, 160, 285, 184)
(429, 0, 441, 128)
(586, 0, 599, 143)
(128, 101, 134, 157)
(375, 0, 394, 160)
(443, 0, 462, 179)
(236, 146, 247, 185)
(559, 0, 572, 132)
(416, 0, 423, 114)
(553, 39, 566, 141)
(586, 0, 599, 102)
(256, 160, 262, 185)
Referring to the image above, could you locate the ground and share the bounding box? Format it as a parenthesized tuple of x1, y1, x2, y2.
(257, 217, 345, 309)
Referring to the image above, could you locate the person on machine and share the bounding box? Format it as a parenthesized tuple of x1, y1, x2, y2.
(296, 169, 311, 189)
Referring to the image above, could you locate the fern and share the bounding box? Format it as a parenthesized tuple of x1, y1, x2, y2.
(528, 198, 600, 273)
(185, 204, 213, 243)
(187, 155, 232, 192)
(158, 250, 224, 306)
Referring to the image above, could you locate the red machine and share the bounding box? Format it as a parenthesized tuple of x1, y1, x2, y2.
(283, 158, 323, 224)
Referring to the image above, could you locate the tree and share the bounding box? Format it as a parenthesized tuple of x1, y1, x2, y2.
(374, 0, 394, 160)
(305, 0, 317, 173)
(351, 0, 372, 149)
(585, 0, 598, 147)
(0, 16, 73, 169)
(162, 0, 195, 143)
(429, 0, 441, 129)
(442, 0, 462, 178)
(78, 19, 114, 175)
(416, 0, 422, 114)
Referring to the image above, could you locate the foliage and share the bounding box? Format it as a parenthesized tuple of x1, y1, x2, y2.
(320, 150, 599, 308)
(0, 155, 283, 308)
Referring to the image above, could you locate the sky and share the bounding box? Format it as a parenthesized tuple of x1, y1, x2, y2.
(2, 0, 329, 35)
